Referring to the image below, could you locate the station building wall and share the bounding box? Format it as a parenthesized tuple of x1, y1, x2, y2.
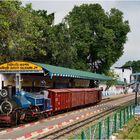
(0, 74, 90, 90)
(112, 68, 132, 84)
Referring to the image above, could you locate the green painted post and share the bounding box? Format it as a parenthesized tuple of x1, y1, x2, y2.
(114, 113, 117, 133)
(99, 122, 102, 139)
(107, 117, 110, 138)
(127, 106, 129, 121)
(128, 106, 130, 120)
(133, 105, 135, 115)
(130, 105, 132, 118)
(124, 108, 126, 124)
(120, 110, 122, 128)
(81, 131, 85, 140)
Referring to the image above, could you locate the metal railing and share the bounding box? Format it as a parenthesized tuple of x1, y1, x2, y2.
(73, 104, 135, 140)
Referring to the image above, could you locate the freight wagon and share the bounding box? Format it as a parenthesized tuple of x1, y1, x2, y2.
(48, 88, 102, 113)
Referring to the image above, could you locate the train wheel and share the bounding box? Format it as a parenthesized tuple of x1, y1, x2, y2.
(24, 109, 33, 122)
(43, 112, 48, 118)
(12, 111, 20, 125)
(0, 100, 13, 114)
(49, 111, 53, 116)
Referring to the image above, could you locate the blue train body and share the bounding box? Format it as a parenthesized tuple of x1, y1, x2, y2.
(13, 90, 52, 111)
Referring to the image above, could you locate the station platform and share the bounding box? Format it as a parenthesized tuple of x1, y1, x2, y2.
(102, 92, 134, 100)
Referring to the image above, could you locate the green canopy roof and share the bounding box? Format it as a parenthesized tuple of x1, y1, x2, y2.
(34, 62, 112, 81)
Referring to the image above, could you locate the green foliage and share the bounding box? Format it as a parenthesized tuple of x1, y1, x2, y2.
(0, 1, 53, 64)
(106, 70, 119, 88)
(0, 2, 34, 62)
(117, 117, 140, 139)
(42, 23, 77, 68)
(117, 117, 136, 139)
(65, 4, 130, 73)
(123, 60, 140, 73)
(128, 122, 140, 139)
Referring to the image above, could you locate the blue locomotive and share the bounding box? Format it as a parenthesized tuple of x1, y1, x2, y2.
(0, 87, 52, 125)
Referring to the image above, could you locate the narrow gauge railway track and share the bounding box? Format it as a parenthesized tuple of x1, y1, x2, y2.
(38, 98, 139, 140)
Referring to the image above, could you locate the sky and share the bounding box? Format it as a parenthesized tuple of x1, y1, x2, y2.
(22, 0, 140, 67)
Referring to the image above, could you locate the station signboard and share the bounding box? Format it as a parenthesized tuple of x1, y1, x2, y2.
(0, 61, 43, 73)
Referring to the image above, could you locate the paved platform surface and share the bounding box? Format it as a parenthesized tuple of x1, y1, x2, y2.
(102, 93, 133, 100)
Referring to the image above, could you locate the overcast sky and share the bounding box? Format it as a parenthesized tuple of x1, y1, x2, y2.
(22, 0, 140, 67)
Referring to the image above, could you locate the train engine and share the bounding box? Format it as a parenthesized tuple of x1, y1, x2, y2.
(0, 88, 52, 125)
(0, 89, 19, 124)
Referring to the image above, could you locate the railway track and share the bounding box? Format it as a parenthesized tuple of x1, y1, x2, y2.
(38, 97, 139, 139)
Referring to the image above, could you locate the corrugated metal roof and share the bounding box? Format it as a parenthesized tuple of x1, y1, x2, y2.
(33, 62, 112, 81)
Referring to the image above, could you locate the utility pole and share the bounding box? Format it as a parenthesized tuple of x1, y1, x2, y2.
(135, 75, 139, 106)
(135, 82, 139, 106)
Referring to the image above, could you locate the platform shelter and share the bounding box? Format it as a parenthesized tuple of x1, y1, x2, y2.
(0, 61, 112, 92)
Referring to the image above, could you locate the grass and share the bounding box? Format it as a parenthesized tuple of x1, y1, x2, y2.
(127, 117, 140, 139)
(117, 117, 140, 139)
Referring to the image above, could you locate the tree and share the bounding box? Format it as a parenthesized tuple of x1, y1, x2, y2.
(46, 23, 77, 68)
(65, 4, 130, 73)
(0, 1, 21, 63)
(29, 9, 55, 63)
(32, 10, 77, 67)
(106, 70, 119, 89)
(0, 1, 53, 64)
(123, 60, 140, 73)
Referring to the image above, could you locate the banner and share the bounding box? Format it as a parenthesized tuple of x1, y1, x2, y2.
(0, 61, 42, 71)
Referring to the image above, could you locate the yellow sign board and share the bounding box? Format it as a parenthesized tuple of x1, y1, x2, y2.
(0, 61, 43, 71)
